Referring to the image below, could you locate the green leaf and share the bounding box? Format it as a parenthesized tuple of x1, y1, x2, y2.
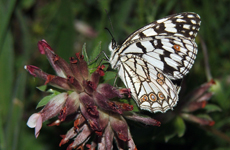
(19, 0, 35, 9)
(6, 71, 26, 150)
(82, 43, 89, 63)
(88, 61, 109, 75)
(36, 86, 61, 94)
(0, 31, 14, 117)
(103, 71, 117, 82)
(204, 104, 222, 113)
(0, 113, 5, 149)
(36, 85, 47, 92)
(196, 114, 212, 120)
(36, 91, 60, 108)
(209, 79, 229, 110)
(174, 116, 186, 137)
(0, 0, 17, 52)
(131, 102, 139, 112)
(119, 98, 139, 112)
(164, 116, 186, 142)
(46, 88, 61, 94)
(90, 41, 102, 60)
(165, 132, 176, 143)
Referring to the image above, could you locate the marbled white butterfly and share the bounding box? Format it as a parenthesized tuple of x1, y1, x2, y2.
(109, 12, 201, 113)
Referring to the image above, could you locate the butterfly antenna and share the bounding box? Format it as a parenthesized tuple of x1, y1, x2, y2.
(105, 27, 117, 49)
(105, 9, 115, 35)
(105, 9, 117, 49)
(104, 27, 115, 40)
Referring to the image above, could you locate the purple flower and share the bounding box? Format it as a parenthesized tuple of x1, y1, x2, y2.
(156, 79, 216, 127)
(25, 40, 160, 149)
(180, 80, 216, 126)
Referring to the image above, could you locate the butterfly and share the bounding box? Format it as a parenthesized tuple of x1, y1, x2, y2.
(109, 12, 201, 113)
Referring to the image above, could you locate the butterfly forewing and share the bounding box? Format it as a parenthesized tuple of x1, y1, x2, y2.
(135, 36, 197, 80)
(122, 12, 201, 44)
(109, 12, 201, 113)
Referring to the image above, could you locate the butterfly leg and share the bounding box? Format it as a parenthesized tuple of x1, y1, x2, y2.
(87, 50, 110, 65)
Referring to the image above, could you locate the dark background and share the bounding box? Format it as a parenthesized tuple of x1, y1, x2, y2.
(1, 0, 230, 150)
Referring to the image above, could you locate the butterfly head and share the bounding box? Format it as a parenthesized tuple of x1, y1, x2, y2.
(108, 38, 121, 69)
(105, 27, 118, 51)
(109, 38, 118, 52)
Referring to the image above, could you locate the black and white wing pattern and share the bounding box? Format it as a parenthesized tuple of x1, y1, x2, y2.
(109, 12, 201, 113)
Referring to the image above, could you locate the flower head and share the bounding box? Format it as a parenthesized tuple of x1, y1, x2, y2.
(25, 40, 160, 149)
(180, 79, 216, 126)
(153, 79, 217, 142)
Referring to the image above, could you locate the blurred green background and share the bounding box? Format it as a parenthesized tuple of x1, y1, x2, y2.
(1, 0, 230, 150)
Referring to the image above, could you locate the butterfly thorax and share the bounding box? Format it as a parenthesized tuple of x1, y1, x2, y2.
(109, 42, 122, 69)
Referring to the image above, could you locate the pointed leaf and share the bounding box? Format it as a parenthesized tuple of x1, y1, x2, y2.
(174, 116, 186, 137)
(46, 88, 61, 94)
(165, 132, 176, 143)
(103, 71, 117, 81)
(36, 91, 61, 109)
(36, 85, 47, 92)
(90, 41, 102, 60)
(0, 31, 14, 117)
(204, 104, 222, 113)
(196, 114, 212, 120)
(82, 43, 89, 63)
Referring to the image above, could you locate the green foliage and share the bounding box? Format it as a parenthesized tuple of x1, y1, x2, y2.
(163, 116, 186, 142)
(82, 43, 89, 62)
(36, 88, 61, 109)
(205, 104, 222, 113)
(1, 0, 230, 150)
(36, 85, 47, 92)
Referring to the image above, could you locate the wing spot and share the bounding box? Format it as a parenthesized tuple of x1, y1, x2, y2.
(173, 45, 181, 51)
(158, 92, 165, 100)
(140, 95, 148, 102)
(157, 79, 164, 85)
(177, 19, 186, 22)
(155, 25, 160, 29)
(149, 93, 157, 101)
(183, 24, 190, 29)
(157, 73, 164, 80)
(191, 20, 196, 24)
(187, 14, 195, 18)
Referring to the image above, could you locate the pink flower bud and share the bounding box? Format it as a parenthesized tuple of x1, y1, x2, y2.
(110, 114, 129, 142)
(27, 113, 42, 138)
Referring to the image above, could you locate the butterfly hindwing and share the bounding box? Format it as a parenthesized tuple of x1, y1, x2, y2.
(118, 54, 178, 112)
